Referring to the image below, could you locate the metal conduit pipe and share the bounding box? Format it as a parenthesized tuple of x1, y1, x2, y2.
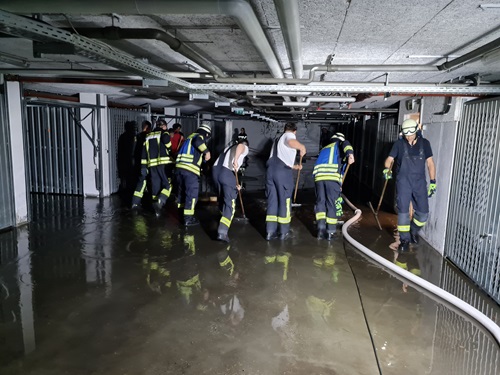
(439, 36, 500, 71)
(274, 0, 302, 79)
(309, 81, 473, 87)
(305, 119, 351, 123)
(0, 69, 213, 79)
(250, 101, 281, 107)
(216, 64, 438, 83)
(309, 108, 399, 113)
(282, 96, 356, 107)
(0, 0, 284, 79)
(0, 69, 142, 78)
(264, 108, 399, 114)
(63, 27, 227, 78)
(341, 200, 500, 347)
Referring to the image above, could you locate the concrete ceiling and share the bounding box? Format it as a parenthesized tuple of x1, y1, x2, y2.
(0, 0, 500, 120)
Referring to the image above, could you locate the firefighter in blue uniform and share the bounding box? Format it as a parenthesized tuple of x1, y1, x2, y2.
(176, 121, 212, 226)
(384, 119, 436, 253)
(313, 132, 354, 240)
(212, 138, 249, 242)
(132, 119, 173, 216)
(265, 122, 306, 240)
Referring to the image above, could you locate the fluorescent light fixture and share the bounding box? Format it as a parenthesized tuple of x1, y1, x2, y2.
(482, 48, 500, 66)
(479, 4, 500, 10)
(407, 55, 459, 59)
(0, 52, 29, 67)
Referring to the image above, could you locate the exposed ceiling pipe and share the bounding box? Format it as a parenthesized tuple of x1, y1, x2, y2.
(273, 0, 302, 79)
(439, 36, 500, 71)
(0, 0, 285, 79)
(310, 108, 399, 113)
(265, 108, 399, 114)
(0, 69, 212, 79)
(63, 27, 227, 78)
(283, 96, 356, 107)
(305, 120, 350, 123)
(250, 101, 279, 107)
(0, 69, 141, 78)
(191, 81, 500, 94)
(216, 64, 438, 83)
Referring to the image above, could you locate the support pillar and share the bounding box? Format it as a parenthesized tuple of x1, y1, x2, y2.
(6, 81, 28, 225)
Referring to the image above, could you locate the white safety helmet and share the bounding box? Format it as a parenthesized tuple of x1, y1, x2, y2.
(401, 119, 418, 136)
(197, 121, 212, 134)
(331, 132, 345, 142)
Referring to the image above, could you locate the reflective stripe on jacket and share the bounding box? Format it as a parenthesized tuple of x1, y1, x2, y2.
(176, 133, 208, 176)
(142, 130, 173, 167)
(313, 141, 342, 182)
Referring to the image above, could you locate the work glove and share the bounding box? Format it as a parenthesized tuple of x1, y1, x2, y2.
(335, 196, 343, 217)
(428, 180, 436, 198)
(383, 168, 392, 180)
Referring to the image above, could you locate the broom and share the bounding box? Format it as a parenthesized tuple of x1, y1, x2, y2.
(291, 155, 303, 207)
(233, 171, 249, 221)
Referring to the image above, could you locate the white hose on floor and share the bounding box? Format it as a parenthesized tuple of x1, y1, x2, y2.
(341, 201, 500, 347)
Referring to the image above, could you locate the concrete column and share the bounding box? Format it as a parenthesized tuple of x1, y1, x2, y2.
(225, 120, 233, 146)
(6, 81, 28, 225)
(79, 93, 110, 197)
(164, 107, 180, 127)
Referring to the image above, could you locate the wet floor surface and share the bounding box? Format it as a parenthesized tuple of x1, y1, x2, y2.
(0, 193, 499, 374)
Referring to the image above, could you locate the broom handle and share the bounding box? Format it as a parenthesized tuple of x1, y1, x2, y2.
(293, 155, 303, 203)
(342, 164, 350, 184)
(235, 171, 246, 217)
(376, 162, 393, 213)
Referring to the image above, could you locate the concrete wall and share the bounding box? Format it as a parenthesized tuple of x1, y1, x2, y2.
(398, 96, 467, 254)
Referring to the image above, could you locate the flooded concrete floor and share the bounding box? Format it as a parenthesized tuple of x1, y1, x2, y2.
(0, 193, 499, 374)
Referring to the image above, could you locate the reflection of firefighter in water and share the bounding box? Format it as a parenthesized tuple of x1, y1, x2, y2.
(393, 250, 421, 294)
(308, 249, 339, 323)
(142, 233, 196, 296)
(264, 246, 291, 282)
(270, 247, 342, 372)
(142, 233, 239, 313)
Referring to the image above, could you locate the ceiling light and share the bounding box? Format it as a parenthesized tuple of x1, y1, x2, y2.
(0, 52, 29, 67)
(482, 48, 500, 66)
(479, 4, 500, 10)
(407, 55, 459, 59)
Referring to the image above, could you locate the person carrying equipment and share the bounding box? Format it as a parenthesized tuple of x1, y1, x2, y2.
(132, 119, 173, 216)
(265, 122, 306, 240)
(176, 121, 212, 226)
(384, 119, 436, 253)
(212, 138, 249, 243)
(313, 132, 354, 240)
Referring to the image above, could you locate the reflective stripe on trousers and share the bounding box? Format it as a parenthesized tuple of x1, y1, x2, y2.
(266, 158, 294, 235)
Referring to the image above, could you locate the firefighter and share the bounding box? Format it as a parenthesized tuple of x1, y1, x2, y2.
(384, 119, 436, 253)
(176, 121, 212, 226)
(313, 132, 354, 240)
(130, 120, 152, 210)
(265, 122, 306, 240)
(212, 138, 249, 242)
(132, 119, 173, 216)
